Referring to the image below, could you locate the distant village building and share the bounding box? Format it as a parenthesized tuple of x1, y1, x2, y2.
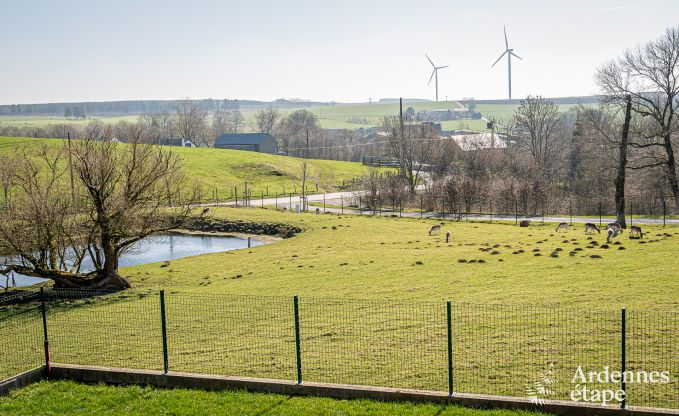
(158, 138, 195, 147)
(447, 131, 508, 151)
(415, 108, 482, 122)
(214, 133, 278, 154)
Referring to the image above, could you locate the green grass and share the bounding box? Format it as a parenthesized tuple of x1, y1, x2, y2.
(0, 136, 376, 199)
(0, 114, 139, 128)
(0, 381, 547, 416)
(1, 101, 583, 132)
(1, 209, 677, 408)
(114, 208, 678, 309)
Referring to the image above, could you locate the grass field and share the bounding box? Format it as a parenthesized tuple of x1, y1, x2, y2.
(115, 208, 678, 308)
(0, 381, 547, 416)
(1, 100, 582, 132)
(1, 209, 677, 408)
(0, 136, 375, 199)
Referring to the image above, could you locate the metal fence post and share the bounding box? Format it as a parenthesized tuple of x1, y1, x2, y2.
(621, 307, 627, 409)
(447, 300, 453, 396)
(630, 201, 633, 228)
(160, 290, 169, 374)
(663, 200, 666, 228)
(39, 287, 50, 375)
(599, 201, 602, 227)
(293, 295, 302, 384)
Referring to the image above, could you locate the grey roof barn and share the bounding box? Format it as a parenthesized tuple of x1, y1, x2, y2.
(214, 133, 279, 154)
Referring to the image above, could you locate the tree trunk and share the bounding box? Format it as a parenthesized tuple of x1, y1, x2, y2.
(1, 266, 130, 289)
(615, 95, 632, 228)
(664, 133, 679, 209)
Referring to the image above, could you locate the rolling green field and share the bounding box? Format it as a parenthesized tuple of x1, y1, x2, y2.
(122, 208, 678, 308)
(1, 208, 677, 407)
(0, 381, 546, 416)
(0, 136, 375, 199)
(1, 100, 584, 132)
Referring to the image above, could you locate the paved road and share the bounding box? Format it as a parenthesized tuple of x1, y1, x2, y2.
(211, 190, 679, 226)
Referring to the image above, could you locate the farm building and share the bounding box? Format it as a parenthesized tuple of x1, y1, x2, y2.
(448, 132, 508, 151)
(158, 138, 196, 147)
(214, 133, 279, 154)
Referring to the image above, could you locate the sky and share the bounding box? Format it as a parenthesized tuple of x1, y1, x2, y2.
(1, 0, 678, 105)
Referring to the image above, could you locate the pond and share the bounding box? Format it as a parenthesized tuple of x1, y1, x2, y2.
(3, 234, 267, 287)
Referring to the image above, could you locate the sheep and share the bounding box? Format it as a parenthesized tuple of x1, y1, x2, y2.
(445, 231, 451, 243)
(584, 223, 600, 234)
(630, 225, 643, 239)
(429, 224, 442, 235)
(555, 222, 569, 232)
(200, 207, 210, 217)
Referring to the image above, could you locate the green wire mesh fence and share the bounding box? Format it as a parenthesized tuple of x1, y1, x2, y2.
(0, 288, 676, 410)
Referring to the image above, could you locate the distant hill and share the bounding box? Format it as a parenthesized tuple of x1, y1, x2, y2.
(0, 98, 335, 117)
(0, 95, 601, 117)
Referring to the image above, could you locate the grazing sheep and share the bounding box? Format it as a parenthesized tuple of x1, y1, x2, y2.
(429, 224, 442, 235)
(584, 223, 601, 234)
(607, 222, 622, 234)
(200, 207, 210, 216)
(555, 222, 569, 232)
(519, 220, 530, 227)
(630, 225, 643, 239)
(282, 207, 288, 212)
(445, 231, 451, 243)
(315, 208, 320, 214)
(606, 228, 616, 244)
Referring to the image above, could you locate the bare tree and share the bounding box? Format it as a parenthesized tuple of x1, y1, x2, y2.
(226, 110, 244, 133)
(0, 138, 199, 289)
(511, 96, 568, 175)
(277, 109, 319, 156)
(140, 112, 174, 144)
(174, 100, 209, 147)
(596, 26, 679, 207)
(253, 106, 280, 134)
(383, 100, 437, 193)
(0, 153, 17, 207)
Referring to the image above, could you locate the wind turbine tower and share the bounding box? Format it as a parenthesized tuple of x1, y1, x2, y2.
(491, 26, 523, 100)
(425, 54, 449, 102)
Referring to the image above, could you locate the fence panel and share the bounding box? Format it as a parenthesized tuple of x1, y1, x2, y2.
(300, 298, 447, 391)
(2, 289, 678, 410)
(0, 306, 43, 380)
(453, 304, 620, 402)
(165, 293, 295, 380)
(627, 310, 679, 409)
(46, 289, 162, 371)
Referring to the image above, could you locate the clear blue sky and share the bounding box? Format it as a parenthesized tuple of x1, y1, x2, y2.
(1, 0, 677, 104)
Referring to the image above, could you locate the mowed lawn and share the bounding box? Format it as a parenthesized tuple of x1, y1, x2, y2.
(0, 136, 376, 199)
(0, 381, 547, 416)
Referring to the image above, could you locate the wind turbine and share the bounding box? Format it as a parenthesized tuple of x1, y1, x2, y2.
(425, 54, 448, 102)
(491, 26, 522, 100)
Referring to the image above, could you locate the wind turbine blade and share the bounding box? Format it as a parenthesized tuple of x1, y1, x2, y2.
(510, 51, 523, 60)
(428, 69, 436, 85)
(491, 50, 508, 68)
(504, 26, 509, 50)
(425, 54, 435, 68)
(437, 65, 450, 69)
